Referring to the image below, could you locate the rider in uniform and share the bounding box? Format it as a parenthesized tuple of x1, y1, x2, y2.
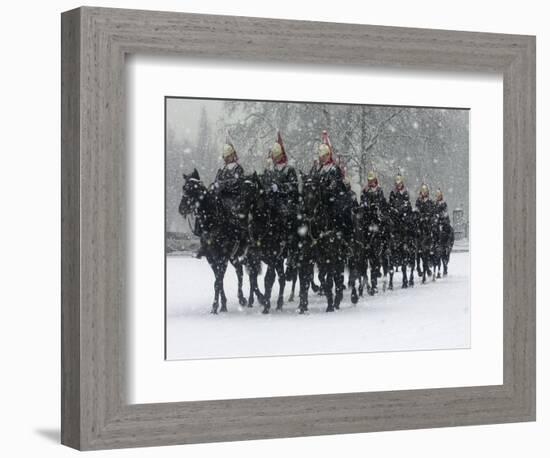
(265, 132, 300, 277)
(210, 142, 245, 259)
(360, 170, 388, 294)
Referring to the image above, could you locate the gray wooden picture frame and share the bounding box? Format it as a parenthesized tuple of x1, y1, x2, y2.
(61, 6, 536, 451)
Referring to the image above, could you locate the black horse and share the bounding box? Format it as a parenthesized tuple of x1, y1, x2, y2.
(242, 173, 289, 314)
(348, 205, 369, 304)
(306, 172, 348, 312)
(387, 202, 417, 289)
(178, 169, 250, 314)
(416, 207, 436, 284)
(294, 173, 324, 313)
(361, 200, 387, 295)
(433, 214, 455, 278)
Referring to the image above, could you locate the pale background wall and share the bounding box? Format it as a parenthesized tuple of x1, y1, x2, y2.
(0, 0, 546, 456)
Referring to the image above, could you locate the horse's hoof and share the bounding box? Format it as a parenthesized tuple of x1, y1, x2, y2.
(402, 283, 408, 289)
(326, 306, 335, 312)
(262, 307, 270, 314)
(220, 306, 228, 312)
(239, 296, 247, 306)
(437, 273, 441, 279)
(247, 300, 254, 308)
(277, 297, 284, 308)
(388, 284, 394, 291)
(351, 294, 358, 304)
(288, 294, 295, 302)
(211, 308, 218, 315)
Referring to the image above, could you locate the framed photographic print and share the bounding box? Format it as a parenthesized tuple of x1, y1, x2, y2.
(61, 6, 536, 450)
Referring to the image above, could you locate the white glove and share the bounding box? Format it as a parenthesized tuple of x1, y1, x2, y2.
(271, 183, 279, 192)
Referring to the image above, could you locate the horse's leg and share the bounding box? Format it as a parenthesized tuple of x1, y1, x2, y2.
(250, 256, 265, 305)
(275, 260, 286, 310)
(421, 251, 428, 284)
(210, 261, 220, 314)
(262, 264, 276, 313)
(310, 264, 320, 293)
(247, 258, 261, 308)
(298, 263, 311, 313)
(350, 263, 359, 304)
(324, 269, 335, 312)
(443, 248, 450, 276)
(437, 246, 444, 278)
(387, 249, 395, 291)
(334, 265, 345, 310)
(369, 254, 379, 296)
(247, 270, 256, 307)
(318, 266, 327, 296)
(234, 262, 247, 306)
(219, 261, 228, 312)
(401, 260, 408, 288)
(288, 269, 297, 302)
(359, 263, 367, 297)
(408, 250, 415, 287)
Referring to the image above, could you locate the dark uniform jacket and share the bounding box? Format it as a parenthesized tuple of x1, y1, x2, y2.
(361, 186, 388, 217)
(415, 196, 436, 233)
(267, 163, 299, 213)
(434, 200, 448, 218)
(213, 162, 245, 223)
(214, 162, 244, 196)
(316, 163, 348, 232)
(389, 188, 411, 214)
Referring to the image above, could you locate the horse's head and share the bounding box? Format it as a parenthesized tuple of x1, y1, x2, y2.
(301, 173, 319, 215)
(179, 168, 206, 217)
(236, 172, 263, 219)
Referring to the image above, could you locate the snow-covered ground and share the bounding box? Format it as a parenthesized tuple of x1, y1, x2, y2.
(166, 252, 470, 360)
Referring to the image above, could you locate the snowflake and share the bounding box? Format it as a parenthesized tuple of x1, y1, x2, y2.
(412, 121, 419, 129)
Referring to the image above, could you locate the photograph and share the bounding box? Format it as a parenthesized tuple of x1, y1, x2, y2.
(166, 97, 470, 360)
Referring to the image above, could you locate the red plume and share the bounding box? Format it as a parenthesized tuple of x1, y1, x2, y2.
(321, 130, 334, 164)
(276, 131, 287, 164)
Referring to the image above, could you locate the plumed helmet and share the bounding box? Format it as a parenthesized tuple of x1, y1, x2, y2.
(367, 170, 378, 188)
(271, 142, 283, 159)
(395, 174, 404, 185)
(222, 143, 235, 159)
(318, 130, 334, 164)
(420, 183, 429, 196)
(271, 131, 287, 163)
(436, 188, 443, 201)
(318, 143, 331, 159)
